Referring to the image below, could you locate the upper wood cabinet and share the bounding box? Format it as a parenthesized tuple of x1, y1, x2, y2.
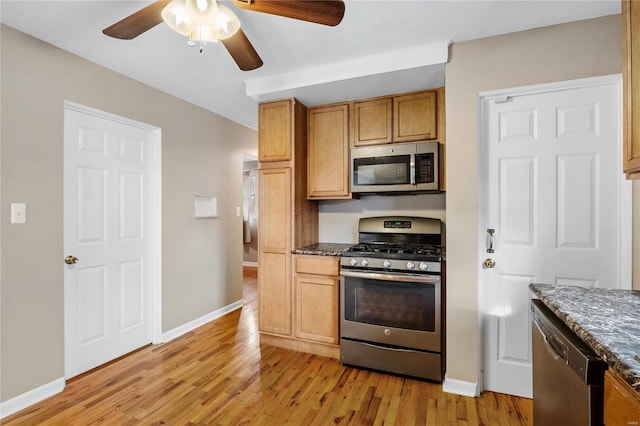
(623, 0, 640, 179)
(393, 91, 437, 142)
(307, 104, 351, 199)
(352, 90, 438, 147)
(353, 98, 393, 146)
(259, 100, 292, 162)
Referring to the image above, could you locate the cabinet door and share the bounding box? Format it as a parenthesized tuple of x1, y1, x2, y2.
(295, 273, 339, 344)
(259, 100, 291, 162)
(393, 91, 437, 142)
(308, 104, 351, 199)
(623, 0, 640, 178)
(353, 98, 393, 146)
(604, 370, 640, 425)
(258, 167, 292, 335)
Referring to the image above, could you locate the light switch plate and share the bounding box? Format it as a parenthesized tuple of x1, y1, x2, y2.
(11, 203, 26, 224)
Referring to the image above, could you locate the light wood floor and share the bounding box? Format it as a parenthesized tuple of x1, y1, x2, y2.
(4, 266, 532, 425)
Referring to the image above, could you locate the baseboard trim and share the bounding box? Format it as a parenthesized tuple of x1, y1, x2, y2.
(162, 299, 243, 343)
(0, 377, 66, 419)
(442, 376, 480, 397)
(242, 261, 258, 267)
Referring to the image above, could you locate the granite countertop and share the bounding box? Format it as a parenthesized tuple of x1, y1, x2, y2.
(529, 283, 640, 393)
(292, 243, 354, 257)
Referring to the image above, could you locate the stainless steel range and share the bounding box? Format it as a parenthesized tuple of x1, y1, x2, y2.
(339, 216, 445, 381)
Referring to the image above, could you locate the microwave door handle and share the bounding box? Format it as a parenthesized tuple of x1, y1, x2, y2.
(410, 153, 416, 185)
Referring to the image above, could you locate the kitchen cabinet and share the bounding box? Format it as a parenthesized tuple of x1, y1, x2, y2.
(294, 255, 340, 345)
(353, 98, 393, 146)
(259, 99, 292, 162)
(258, 98, 318, 339)
(352, 90, 438, 147)
(393, 91, 437, 142)
(307, 103, 351, 199)
(604, 369, 640, 424)
(258, 167, 292, 335)
(623, 0, 640, 178)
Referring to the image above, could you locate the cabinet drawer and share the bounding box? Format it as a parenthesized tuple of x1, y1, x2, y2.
(295, 255, 339, 276)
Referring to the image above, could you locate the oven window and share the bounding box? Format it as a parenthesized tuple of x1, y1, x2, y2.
(353, 155, 410, 185)
(344, 277, 436, 332)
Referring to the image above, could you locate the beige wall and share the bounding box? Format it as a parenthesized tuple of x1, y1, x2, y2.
(445, 15, 631, 389)
(0, 25, 257, 401)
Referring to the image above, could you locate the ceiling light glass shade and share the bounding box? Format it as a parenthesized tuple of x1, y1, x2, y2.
(214, 4, 241, 40)
(185, 0, 218, 25)
(189, 25, 219, 43)
(162, 0, 193, 36)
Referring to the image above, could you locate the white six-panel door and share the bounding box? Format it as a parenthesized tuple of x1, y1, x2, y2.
(480, 76, 631, 398)
(64, 105, 156, 378)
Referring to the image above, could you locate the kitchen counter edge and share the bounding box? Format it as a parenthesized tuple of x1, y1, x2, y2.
(292, 243, 353, 257)
(529, 283, 640, 394)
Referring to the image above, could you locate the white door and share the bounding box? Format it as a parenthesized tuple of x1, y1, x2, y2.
(64, 105, 157, 378)
(480, 76, 631, 398)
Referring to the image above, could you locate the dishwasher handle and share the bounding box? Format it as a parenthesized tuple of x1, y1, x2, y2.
(534, 315, 569, 364)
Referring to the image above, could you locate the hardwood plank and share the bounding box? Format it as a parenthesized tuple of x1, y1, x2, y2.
(3, 266, 533, 425)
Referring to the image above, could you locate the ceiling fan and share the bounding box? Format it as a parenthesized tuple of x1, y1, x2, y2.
(102, 0, 346, 71)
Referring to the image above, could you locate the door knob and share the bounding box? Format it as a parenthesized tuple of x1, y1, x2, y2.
(65, 255, 79, 265)
(483, 258, 496, 268)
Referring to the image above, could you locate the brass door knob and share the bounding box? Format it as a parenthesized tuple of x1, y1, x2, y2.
(483, 258, 496, 268)
(65, 255, 79, 265)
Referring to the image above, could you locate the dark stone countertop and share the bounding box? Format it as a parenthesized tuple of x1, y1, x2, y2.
(292, 243, 354, 257)
(529, 283, 640, 394)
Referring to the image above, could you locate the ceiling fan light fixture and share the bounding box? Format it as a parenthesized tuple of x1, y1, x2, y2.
(214, 4, 241, 40)
(162, 0, 194, 36)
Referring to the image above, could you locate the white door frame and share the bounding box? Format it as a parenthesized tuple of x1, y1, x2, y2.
(63, 101, 163, 368)
(477, 74, 632, 392)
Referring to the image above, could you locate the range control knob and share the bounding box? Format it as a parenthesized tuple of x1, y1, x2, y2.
(419, 262, 429, 271)
(406, 261, 416, 270)
(383, 260, 392, 269)
(361, 259, 369, 267)
(350, 258, 358, 267)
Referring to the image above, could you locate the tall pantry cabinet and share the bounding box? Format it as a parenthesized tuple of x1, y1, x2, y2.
(257, 99, 318, 340)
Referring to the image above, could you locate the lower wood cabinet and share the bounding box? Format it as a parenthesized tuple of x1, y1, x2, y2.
(604, 369, 640, 425)
(259, 254, 340, 359)
(258, 167, 292, 336)
(294, 255, 340, 345)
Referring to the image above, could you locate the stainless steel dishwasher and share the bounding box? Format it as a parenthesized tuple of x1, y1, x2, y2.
(531, 299, 607, 426)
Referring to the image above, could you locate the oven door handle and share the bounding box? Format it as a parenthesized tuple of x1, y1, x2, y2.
(355, 340, 426, 353)
(340, 270, 440, 285)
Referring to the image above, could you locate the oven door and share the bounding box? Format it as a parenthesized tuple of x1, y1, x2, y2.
(340, 270, 441, 352)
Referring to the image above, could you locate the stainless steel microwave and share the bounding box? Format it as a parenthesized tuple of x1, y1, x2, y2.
(351, 141, 439, 194)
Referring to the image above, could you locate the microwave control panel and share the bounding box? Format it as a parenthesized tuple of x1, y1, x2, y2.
(415, 153, 435, 184)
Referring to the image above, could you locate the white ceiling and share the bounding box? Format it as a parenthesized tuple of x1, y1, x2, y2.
(0, 0, 621, 130)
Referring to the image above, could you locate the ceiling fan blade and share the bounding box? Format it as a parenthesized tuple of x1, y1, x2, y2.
(103, 1, 170, 40)
(231, 0, 345, 26)
(222, 29, 264, 71)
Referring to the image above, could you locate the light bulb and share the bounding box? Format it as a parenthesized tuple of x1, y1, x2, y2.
(185, 0, 218, 25)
